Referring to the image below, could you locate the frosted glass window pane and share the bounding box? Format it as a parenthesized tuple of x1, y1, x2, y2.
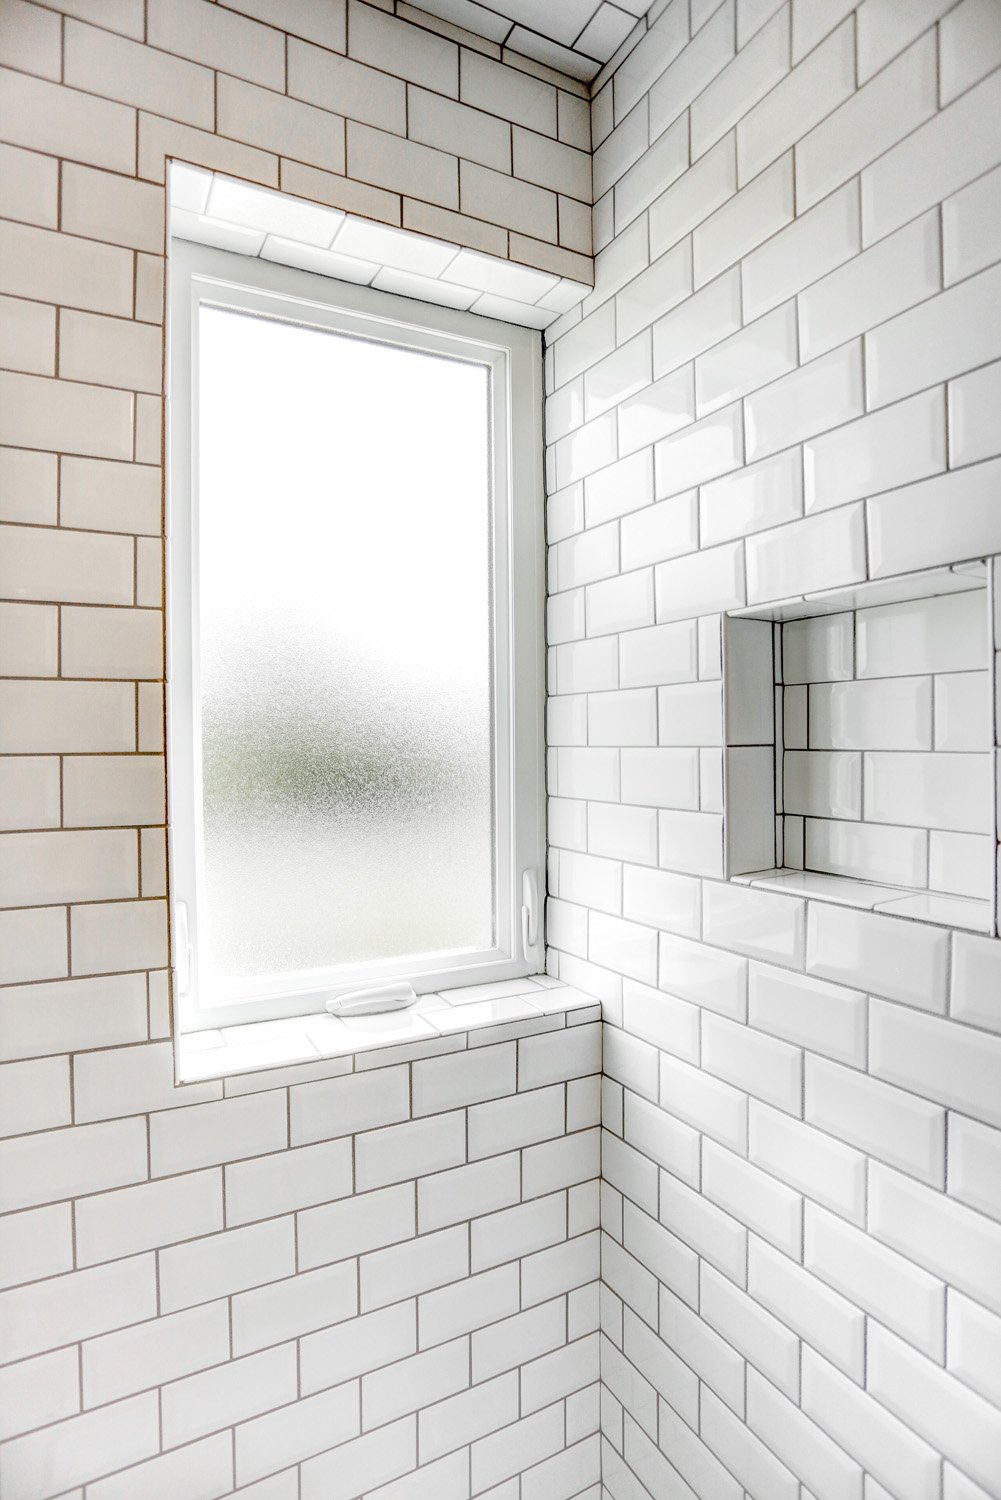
(196, 306, 494, 993)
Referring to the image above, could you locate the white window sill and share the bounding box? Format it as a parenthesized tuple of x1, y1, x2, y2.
(176, 976, 599, 1085)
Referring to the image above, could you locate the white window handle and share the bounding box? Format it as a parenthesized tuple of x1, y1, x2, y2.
(174, 901, 191, 996)
(521, 868, 538, 958)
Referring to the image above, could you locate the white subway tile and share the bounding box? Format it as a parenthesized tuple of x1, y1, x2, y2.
(621, 498, 702, 573)
(695, 155, 794, 289)
(749, 962, 865, 1066)
(703, 881, 805, 966)
(0, 1252, 156, 1366)
(796, 30, 937, 210)
(747, 503, 866, 603)
(751, 1100, 865, 1224)
(660, 1051, 747, 1154)
(615, 114, 687, 229)
(950, 360, 1001, 468)
(806, 816, 928, 889)
(869, 460, 1001, 578)
(806, 902, 949, 1012)
(766, 342, 871, 462)
(618, 365, 695, 457)
(861, 70, 1001, 245)
(621, 747, 699, 809)
(586, 572, 655, 637)
(871, 997, 1001, 1129)
(801, 1346, 941, 1500)
(704, 1009, 803, 1115)
(649, 135, 736, 260)
(300, 1302, 413, 1395)
(952, 931, 1001, 1034)
(616, 240, 693, 345)
(589, 805, 658, 866)
(747, 1365, 863, 1500)
(944, 165, 1001, 287)
(743, 178, 860, 322)
(948, 1290, 1001, 1409)
(0, 904, 65, 983)
(701, 446, 803, 547)
(652, 268, 742, 379)
(807, 1196, 946, 1360)
(783, 612, 853, 684)
(705, 1137, 803, 1256)
(624, 1090, 700, 1183)
(661, 1278, 745, 1412)
(363, 1340, 469, 1429)
(864, 750, 990, 834)
(737, 19, 854, 185)
(0, 1392, 159, 1498)
(807, 1054, 945, 1186)
(749, 1236, 864, 1381)
(806, 387, 948, 519)
(357, 1112, 465, 1193)
(151, 1091, 287, 1176)
(801, 210, 941, 363)
(691, 9, 789, 161)
(866, 262, 1001, 411)
(655, 538, 744, 621)
(698, 302, 798, 417)
(585, 333, 651, 422)
(785, 750, 861, 819)
(868, 1323, 1001, 1497)
(658, 1168, 747, 1286)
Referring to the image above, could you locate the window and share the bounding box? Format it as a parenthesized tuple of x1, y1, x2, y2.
(167, 238, 545, 1031)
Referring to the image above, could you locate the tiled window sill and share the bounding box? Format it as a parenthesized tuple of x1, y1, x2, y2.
(176, 976, 600, 1084)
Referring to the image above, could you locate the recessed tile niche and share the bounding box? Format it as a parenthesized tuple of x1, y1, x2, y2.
(723, 558, 1000, 936)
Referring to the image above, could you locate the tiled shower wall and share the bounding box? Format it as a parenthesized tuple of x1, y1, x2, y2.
(0, 3, 603, 1497)
(544, 1, 1001, 1497)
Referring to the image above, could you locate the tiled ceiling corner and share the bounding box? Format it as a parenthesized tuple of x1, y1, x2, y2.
(410, 0, 659, 80)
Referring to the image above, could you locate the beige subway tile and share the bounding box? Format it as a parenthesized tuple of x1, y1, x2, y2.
(0, 221, 133, 317)
(0, 523, 133, 605)
(61, 458, 161, 536)
(403, 199, 506, 257)
(348, 0, 458, 94)
(513, 127, 591, 201)
(29, 0, 143, 37)
(63, 756, 165, 828)
(135, 536, 162, 606)
(148, 0, 285, 90)
(0, 143, 58, 228)
(0, 372, 134, 460)
(409, 87, 511, 172)
(0, 680, 135, 753)
(0, 828, 137, 907)
(218, 75, 345, 177)
(279, 158, 400, 227)
(349, 121, 457, 208)
(64, 17, 215, 129)
(137, 113, 278, 188)
(0, 295, 55, 376)
(0, 67, 136, 174)
(0, 601, 58, 676)
(0, 758, 60, 833)
(461, 161, 557, 240)
(559, 196, 592, 254)
(134, 395, 162, 465)
(59, 311, 161, 396)
(461, 51, 557, 135)
(558, 90, 591, 150)
(0, 449, 57, 525)
(61, 606, 162, 679)
(137, 681, 164, 752)
(135, 254, 165, 324)
(226, 0, 345, 51)
(509, 234, 593, 284)
(140, 826, 167, 897)
(288, 39, 406, 136)
(71, 897, 168, 974)
(0, 905, 67, 983)
(0, 0, 62, 79)
(62, 165, 165, 254)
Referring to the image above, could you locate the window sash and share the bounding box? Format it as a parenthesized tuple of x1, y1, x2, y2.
(167, 238, 545, 1032)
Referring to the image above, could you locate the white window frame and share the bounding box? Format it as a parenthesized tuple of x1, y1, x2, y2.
(167, 237, 545, 1034)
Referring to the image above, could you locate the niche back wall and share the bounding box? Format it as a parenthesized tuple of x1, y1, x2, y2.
(543, 1, 1001, 1497)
